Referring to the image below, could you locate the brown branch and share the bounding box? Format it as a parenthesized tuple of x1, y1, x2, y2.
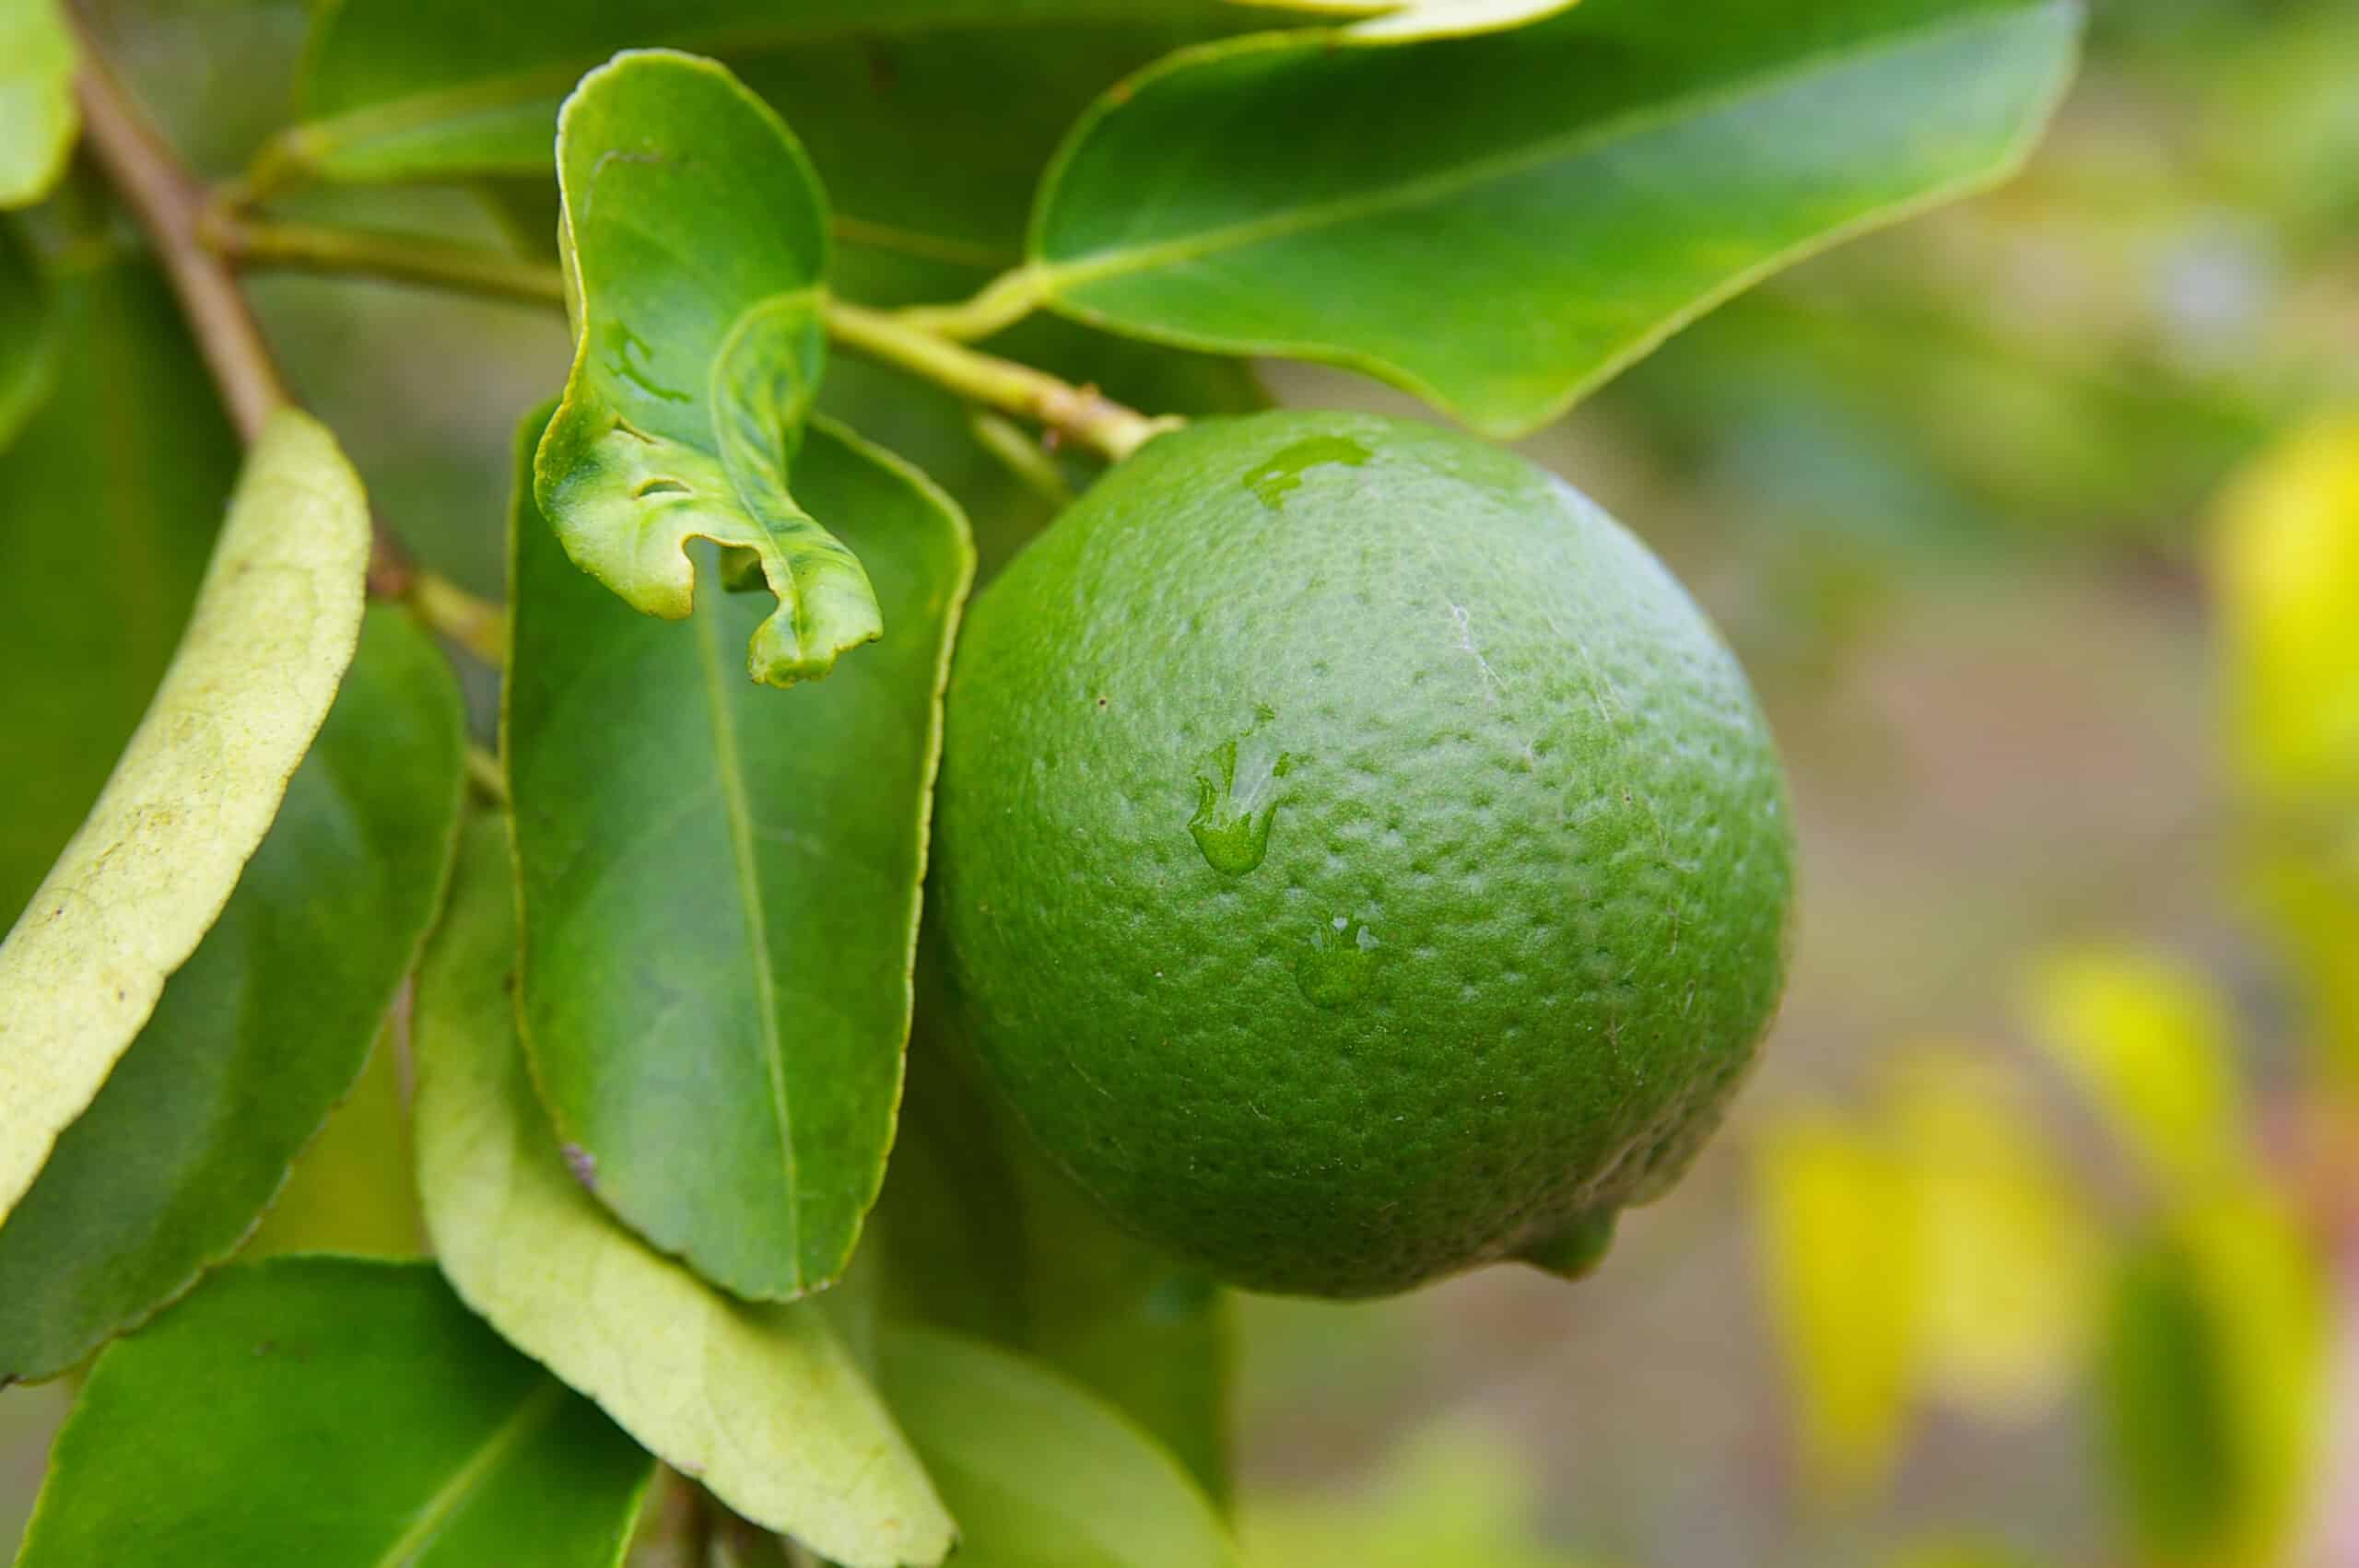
(67, 14, 416, 598)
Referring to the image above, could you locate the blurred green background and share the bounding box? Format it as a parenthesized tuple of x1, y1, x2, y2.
(8, 0, 2359, 1562)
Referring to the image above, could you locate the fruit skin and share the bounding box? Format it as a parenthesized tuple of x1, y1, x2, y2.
(932, 408, 1793, 1298)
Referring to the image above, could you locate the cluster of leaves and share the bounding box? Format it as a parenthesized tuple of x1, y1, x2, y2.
(1, 0, 2086, 1560)
(1754, 415, 2359, 1568)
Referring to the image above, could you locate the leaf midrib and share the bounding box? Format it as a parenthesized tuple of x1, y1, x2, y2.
(691, 589, 803, 1280)
(1038, 0, 2061, 291)
(369, 1380, 566, 1567)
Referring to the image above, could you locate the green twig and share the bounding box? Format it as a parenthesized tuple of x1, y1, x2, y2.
(407, 569, 510, 668)
(826, 299, 1179, 464)
(889, 263, 1048, 342)
(969, 411, 1076, 507)
(204, 211, 569, 310)
(205, 213, 1177, 464)
(463, 744, 507, 806)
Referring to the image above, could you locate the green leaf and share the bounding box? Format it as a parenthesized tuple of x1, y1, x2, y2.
(510, 400, 972, 1302)
(267, 2, 1534, 191)
(1027, 0, 2084, 437)
(0, 0, 76, 209)
(0, 222, 53, 450)
(416, 817, 954, 1568)
(2097, 1238, 2239, 1565)
(536, 50, 874, 688)
(877, 1325, 1238, 1568)
(0, 607, 465, 1385)
(14, 1257, 653, 1565)
(0, 252, 232, 930)
(0, 404, 370, 1231)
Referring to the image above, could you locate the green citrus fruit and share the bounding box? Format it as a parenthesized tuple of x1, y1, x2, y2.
(932, 409, 1793, 1298)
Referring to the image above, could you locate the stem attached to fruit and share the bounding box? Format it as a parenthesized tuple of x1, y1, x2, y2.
(201, 215, 1180, 466)
(68, 16, 420, 601)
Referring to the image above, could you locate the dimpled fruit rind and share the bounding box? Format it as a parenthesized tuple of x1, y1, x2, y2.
(932, 409, 1794, 1299)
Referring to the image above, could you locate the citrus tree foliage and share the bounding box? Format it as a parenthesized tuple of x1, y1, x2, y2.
(0, 1, 2085, 1560)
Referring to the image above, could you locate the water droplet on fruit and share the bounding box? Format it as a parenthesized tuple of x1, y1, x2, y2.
(1297, 916, 1380, 1009)
(1188, 711, 1292, 874)
(1241, 435, 1370, 510)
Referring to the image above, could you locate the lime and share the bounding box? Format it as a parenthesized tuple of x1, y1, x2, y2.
(931, 409, 1793, 1298)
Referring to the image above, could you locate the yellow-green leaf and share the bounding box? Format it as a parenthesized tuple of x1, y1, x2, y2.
(876, 1326, 1238, 1568)
(1886, 1051, 2100, 1419)
(0, 0, 76, 209)
(0, 406, 369, 1229)
(414, 817, 954, 1568)
(2025, 947, 2253, 1196)
(2211, 413, 2359, 804)
(1753, 1114, 1921, 1500)
(2096, 1193, 2327, 1568)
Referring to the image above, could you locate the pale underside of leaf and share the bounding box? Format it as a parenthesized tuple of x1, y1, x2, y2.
(877, 1326, 1238, 1568)
(417, 819, 955, 1568)
(0, 0, 79, 209)
(0, 406, 369, 1228)
(1029, 0, 2083, 436)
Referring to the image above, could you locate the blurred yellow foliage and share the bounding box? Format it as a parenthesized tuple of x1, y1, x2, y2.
(2211, 414, 2359, 1081)
(1888, 1055, 2103, 1419)
(1755, 1113, 1919, 1501)
(1754, 1051, 2101, 1504)
(2212, 413, 2359, 804)
(2025, 949, 2252, 1195)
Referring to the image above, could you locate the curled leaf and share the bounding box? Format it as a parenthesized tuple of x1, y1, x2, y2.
(536, 49, 876, 687)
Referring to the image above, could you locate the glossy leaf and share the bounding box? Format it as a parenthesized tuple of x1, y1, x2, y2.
(877, 1326, 1238, 1568)
(415, 817, 954, 1568)
(1753, 1114, 1920, 1500)
(15, 1258, 653, 1565)
(0, 405, 370, 1229)
(0, 222, 52, 449)
(1027, 0, 2083, 436)
(267, 1, 1545, 190)
(0, 608, 465, 1384)
(0, 252, 230, 928)
(2025, 947, 2253, 1197)
(536, 50, 871, 687)
(0, 0, 76, 208)
(511, 404, 971, 1302)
